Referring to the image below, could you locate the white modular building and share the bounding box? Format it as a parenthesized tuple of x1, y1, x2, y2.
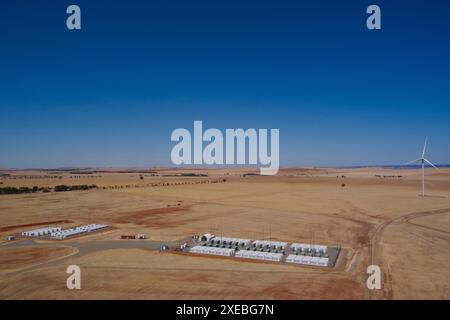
(22, 226, 62, 237)
(190, 245, 235, 257)
(235, 250, 283, 262)
(200, 233, 215, 242)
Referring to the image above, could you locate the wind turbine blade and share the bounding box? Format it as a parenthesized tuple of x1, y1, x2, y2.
(422, 137, 428, 158)
(424, 158, 438, 169)
(405, 158, 421, 166)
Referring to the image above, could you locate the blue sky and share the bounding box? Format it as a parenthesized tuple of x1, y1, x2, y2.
(1, 0, 450, 168)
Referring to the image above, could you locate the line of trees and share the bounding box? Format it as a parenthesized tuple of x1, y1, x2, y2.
(102, 179, 227, 190)
(0, 186, 51, 195)
(375, 175, 403, 179)
(0, 184, 98, 195)
(54, 184, 98, 192)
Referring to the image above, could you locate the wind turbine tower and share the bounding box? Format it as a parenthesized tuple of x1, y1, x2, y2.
(406, 137, 438, 197)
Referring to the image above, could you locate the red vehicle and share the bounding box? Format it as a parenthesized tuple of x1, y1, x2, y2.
(121, 235, 136, 240)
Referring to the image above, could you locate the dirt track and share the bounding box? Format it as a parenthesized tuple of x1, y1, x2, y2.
(0, 237, 192, 278)
(369, 207, 450, 299)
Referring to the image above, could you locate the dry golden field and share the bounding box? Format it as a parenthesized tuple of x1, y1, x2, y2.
(0, 167, 449, 299)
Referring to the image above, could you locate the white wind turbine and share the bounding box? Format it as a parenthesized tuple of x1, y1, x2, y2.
(406, 137, 438, 197)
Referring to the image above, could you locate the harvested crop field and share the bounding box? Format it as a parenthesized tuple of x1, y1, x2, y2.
(0, 167, 449, 299)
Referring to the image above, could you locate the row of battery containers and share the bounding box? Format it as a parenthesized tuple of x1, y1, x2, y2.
(50, 224, 108, 239)
(190, 245, 235, 256)
(235, 250, 283, 262)
(286, 255, 329, 267)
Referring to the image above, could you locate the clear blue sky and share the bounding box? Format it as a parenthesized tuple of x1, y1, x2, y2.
(1, 0, 449, 168)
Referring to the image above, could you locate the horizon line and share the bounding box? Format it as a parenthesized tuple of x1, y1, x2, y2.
(2, 164, 450, 171)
